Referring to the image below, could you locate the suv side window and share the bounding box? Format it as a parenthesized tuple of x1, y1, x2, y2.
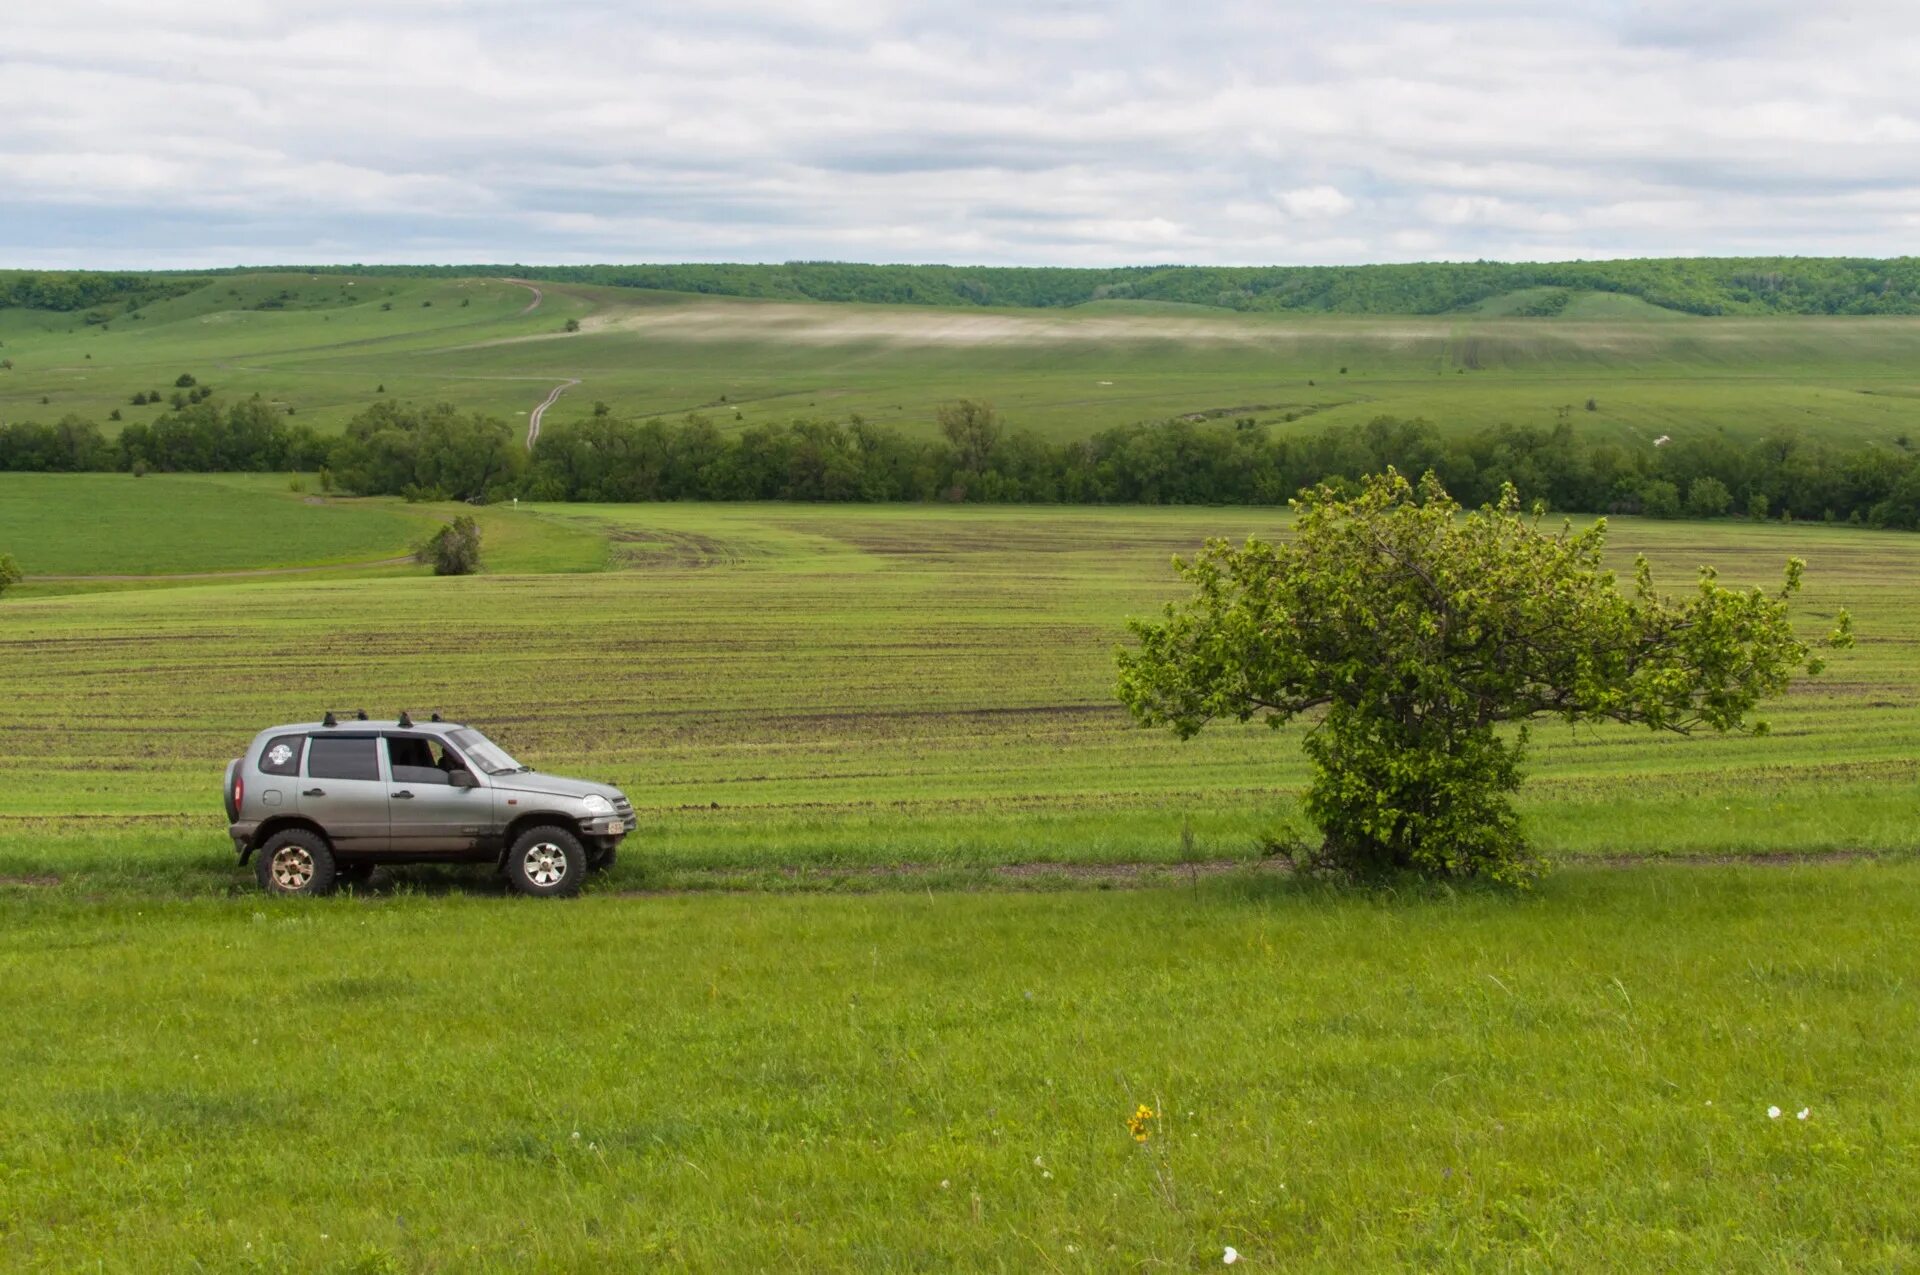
(259, 734, 305, 776)
(386, 735, 457, 786)
(306, 736, 381, 782)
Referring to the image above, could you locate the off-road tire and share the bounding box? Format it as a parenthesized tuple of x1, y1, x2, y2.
(586, 844, 618, 873)
(256, 828, 338, 897)
(505, 826, 585, 898)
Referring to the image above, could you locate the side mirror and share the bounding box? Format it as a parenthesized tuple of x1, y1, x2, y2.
(449, 770, 478, 789)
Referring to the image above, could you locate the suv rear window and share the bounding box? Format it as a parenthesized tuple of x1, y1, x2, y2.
(306, 736, 381, 782)
(259, 734, 305, 776)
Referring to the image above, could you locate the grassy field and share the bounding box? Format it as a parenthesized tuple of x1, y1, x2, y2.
(2, 488, 1917, 1265)
(6, 273, 1920, 448)
(3, 866, 1916, 1270)
(0, 500, 1912, 893)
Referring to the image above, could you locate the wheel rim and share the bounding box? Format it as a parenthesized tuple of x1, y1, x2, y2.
(524, 843, 568, 888)
(271, 846, 315, 891)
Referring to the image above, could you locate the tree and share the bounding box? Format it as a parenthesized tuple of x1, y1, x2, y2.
(0, 553, 21, 598)
(416, 515, 482, 576)
(1688, 476, 1732, 517)
(937, 398, 1002, 477)
(174, 372, 196, 387)
(564, 318, 581, 333)
(1640, 478, 1681, 517)
(1115, 471, 1851, 884)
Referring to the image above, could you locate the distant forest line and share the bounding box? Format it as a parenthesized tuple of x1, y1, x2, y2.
(10, 256, 1920, 316)
(3, 398, 1918, 530)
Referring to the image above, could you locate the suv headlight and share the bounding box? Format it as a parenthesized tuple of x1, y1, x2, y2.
(581, 795, 614, 816)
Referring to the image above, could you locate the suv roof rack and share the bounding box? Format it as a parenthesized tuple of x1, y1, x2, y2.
(319, 709, 369, 728)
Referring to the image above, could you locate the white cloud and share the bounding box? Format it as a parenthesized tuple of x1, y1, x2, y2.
(4, 0, 1919, 267)
(1276, 186, 1355, 220)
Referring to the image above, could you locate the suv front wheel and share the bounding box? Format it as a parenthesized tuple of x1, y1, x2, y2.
(505, 826, 585, 898)
(256, 828, 338, 897)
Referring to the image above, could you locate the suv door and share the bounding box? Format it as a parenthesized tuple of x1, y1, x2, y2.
(384, 735, 489, 853)
(300, 734, 391, 851)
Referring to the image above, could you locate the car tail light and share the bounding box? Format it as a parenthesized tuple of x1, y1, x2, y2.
(234, 772, 245, 812)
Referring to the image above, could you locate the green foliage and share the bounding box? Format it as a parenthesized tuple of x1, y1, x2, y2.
(173, 372, 196, 388)
(1641, 479, 1682, 518)
(936, 398, 1002, 479)
(1689, 475, 1733, 517)
(330, 401, 522, 502)
(416, 513, 482, 575)
(0, 270, 199, 314)
(1116, 472, 1852, 883)
(0, 552, 20, 597)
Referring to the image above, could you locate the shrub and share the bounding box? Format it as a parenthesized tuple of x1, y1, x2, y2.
(0, 553, 21, 598)
(416, 515, 482, 576)
(174, 372, 196, 388)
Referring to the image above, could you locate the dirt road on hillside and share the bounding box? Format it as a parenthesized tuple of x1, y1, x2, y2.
(527, 378, 580, 449)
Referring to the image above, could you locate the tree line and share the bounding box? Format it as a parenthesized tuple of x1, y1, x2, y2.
(0, 271, 199, 314)
(241, 257, 1920, 316)
(15, 258, 1920, 317)
(3, 397, 1917, 528)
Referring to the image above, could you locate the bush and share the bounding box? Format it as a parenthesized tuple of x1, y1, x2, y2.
(174, 372, 196, 388)
(416, 515, 482, 576)
(0, 553, 21, 598)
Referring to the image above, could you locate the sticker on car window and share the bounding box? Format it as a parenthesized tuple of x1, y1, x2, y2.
(267, 744, 294, 767)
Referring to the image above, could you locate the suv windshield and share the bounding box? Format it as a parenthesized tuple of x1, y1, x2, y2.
(447, 728, 526, 775)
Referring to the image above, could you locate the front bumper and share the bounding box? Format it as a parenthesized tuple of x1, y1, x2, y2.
(580, 796, 635, 839)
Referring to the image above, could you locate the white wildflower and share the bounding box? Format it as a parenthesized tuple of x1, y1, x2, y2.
(1767, 1106, 1781, 1119)
(1224, 1246, 1240, 1265)
(1797, 1108, 1810, 1120)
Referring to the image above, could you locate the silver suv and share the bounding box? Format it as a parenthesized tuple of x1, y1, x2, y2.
(223, 713, 632, 897)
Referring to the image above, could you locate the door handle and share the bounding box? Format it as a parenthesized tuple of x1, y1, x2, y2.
(303, 788, 325, 797)
(392, 790, 415, 799)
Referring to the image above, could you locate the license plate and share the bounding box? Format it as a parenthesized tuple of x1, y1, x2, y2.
(606, 820, 625, 835)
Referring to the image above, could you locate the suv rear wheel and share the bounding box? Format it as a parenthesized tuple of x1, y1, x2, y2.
(505, 826, 585, 898)
(256, 829, 338, 897)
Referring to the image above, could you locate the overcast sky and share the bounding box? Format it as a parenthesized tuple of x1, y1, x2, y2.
(6, 0, 1919, 269)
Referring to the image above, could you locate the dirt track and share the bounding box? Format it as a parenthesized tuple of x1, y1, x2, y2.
(526, 378, 580, 448)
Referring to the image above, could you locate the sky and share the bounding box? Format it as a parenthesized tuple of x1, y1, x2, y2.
(6, 0, 1920, 269)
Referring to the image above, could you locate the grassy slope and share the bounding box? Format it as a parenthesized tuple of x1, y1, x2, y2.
(2, 866, 1915, 1270)
(0, 506, 1910, 890)
(5, 276, 1920, 447)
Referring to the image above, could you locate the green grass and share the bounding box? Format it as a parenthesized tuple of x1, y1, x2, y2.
(2, 494, 1916, 1266)
(2, 865, 1916, 1270)
(0, 505, 1911, 892)
(0, 473, 434, 576)
(7, 274, 1920, 448)
(0, 473, 607, 585)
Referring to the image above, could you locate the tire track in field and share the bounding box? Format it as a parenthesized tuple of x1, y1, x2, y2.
(527, 378, 580, 449)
